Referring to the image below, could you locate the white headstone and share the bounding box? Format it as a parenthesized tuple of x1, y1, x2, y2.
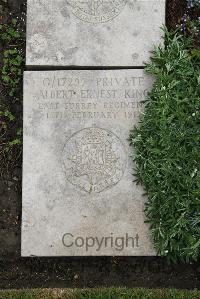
(26, 0, 165, 67)
(22, 69, 156, 256)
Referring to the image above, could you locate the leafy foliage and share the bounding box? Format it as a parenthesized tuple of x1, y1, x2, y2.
(130, 29, 200, 263)
(1, 48, 23, 96)
(0, 19, 21, 42)
(0, 19, 24, 171)
(0, 19, 24, 97)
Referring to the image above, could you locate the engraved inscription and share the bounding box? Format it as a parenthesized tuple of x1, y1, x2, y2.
(27, 75, 148, 121)
(62, 127, 127, 193)
(66, 0, 127, 23)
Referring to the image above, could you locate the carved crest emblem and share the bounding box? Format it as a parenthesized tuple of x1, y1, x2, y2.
(62, 127, 127, 193)
(66, 0, 127, 23)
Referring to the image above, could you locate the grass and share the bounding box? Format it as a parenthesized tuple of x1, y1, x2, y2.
(0, 288, 200, 299)
(129, 28, 200, 263)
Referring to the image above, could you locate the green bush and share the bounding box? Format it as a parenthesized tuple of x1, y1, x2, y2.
(2, 48, 23, 97)
(0, 18, 24, 97)
(0, 19, 24, 170)
(130, 29, 200, 263)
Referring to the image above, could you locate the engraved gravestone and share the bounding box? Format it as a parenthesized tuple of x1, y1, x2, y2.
(22, 69, 156, 256)
(26, 0, 166, 66)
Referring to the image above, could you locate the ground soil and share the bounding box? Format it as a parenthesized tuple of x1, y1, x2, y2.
(0, 0, 199, 290)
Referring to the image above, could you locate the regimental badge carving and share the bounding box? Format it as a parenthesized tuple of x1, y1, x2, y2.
(62, 127, 127, 193)
(66, 0, 127, 23)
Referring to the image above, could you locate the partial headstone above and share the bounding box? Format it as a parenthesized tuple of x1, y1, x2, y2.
(22, 69, 156, 256)
(26, 0, 166, 67)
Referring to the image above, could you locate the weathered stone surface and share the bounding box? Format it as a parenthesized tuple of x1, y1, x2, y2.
(26, 0, 165, 67)
(22, 70, 156, 256)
